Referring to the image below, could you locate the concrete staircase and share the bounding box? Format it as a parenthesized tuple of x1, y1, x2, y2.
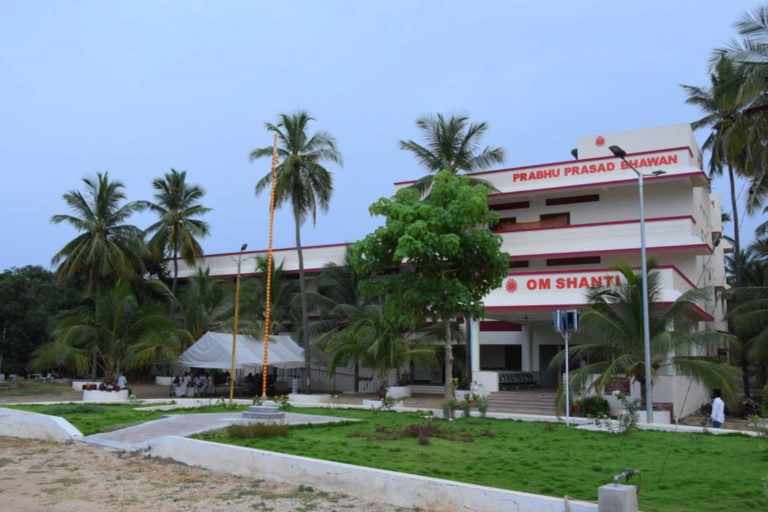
(486, 390, 557, 415)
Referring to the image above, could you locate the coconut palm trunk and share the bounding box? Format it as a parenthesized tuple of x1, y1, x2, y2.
(294, 205, 313, 394)
(172, 247, 180, 296)
(726, 164, 750, 396)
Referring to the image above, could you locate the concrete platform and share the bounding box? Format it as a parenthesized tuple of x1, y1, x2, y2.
(80, 410, 354, 452)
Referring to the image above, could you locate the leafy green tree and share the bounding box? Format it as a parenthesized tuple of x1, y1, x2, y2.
(351, 171, 509, 399)
(323, 305, 438, 398)
(142, 169, 212, 295)
(0, 266, 81, 375)
(556, 262, 739, 406)
(31, 280, 183, 384)
(250, 111, 343, 393)
(51, 172, 147, 292)
(399, 113, 505, 196)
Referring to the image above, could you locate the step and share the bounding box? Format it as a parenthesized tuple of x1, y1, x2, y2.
(241, 405, 285, 421)
(487, 391, 556, 414)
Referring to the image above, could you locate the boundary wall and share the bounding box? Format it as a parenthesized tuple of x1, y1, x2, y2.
(147, 435, 599, 512)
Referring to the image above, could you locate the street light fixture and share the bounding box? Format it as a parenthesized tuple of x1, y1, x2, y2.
(609, 145, 665, 424)
(229, 242, 248, 406)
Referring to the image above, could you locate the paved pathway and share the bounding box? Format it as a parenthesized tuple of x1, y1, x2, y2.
(81, 411, 353, 451)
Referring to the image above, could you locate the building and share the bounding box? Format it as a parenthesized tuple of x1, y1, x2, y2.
(177, 123, 729, 419)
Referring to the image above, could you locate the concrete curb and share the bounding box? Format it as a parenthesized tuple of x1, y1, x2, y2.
(147, 435, 599, 512)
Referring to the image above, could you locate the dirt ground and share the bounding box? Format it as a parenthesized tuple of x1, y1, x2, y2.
(0, 437, 411, 512)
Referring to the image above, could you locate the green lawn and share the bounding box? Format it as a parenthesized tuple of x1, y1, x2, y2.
(193, 407, 767, 512)
(5, 402, 248, 435)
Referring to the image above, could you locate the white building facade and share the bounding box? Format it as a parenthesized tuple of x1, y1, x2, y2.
(177, 124, 729, 418)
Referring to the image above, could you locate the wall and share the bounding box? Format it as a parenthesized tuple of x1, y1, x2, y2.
(0, 407, 82, 442)
(473, 371, 499, 395)
(148, 435, 599, 512)
(654, 375, 710, 419)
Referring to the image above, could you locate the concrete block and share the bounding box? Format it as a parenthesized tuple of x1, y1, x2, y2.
(288, 393, 331, 404)
(598, 483, 638, 512)
(83, 389, 129, 402)
(0, 407, 82, 442)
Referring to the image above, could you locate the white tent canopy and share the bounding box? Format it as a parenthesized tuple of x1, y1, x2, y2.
(177, 331, 304, 370)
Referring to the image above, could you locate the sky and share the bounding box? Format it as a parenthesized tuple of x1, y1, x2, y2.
(0, 0, 764, 272)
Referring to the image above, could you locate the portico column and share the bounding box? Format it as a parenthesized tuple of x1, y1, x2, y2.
(470, 318, 481, 373)
(523, 323, 534, 371)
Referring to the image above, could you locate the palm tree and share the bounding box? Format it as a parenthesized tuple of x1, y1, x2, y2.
(309, 252, 374, 391)
(719, 7, 768, 213)
(238, 257, 297, 336)
(399, 113, 505, 196)
(176, 267, 230, 343)
(31, 280, 183, 384)
(323, 305, 438, 398)
(142, 169, 211, 295)
(51, 172, 147, 292)
(682, 56, 749, 288)
(724, 240, 768, 391)
(554, 262, 738, 407)
(250, 111, 343, 394)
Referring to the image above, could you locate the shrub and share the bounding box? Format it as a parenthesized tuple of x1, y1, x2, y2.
(442, 398, 457, 420)
(404, 424, 421, 437)
(460, 399, 472, 418)
(579, 395, 610, 417)
(40, 404, 109, 415)
(476, 396, 489, 418)
(381, 396, 400, 410)
(227, 422, 289, 439)
(418, 431, 429, 445)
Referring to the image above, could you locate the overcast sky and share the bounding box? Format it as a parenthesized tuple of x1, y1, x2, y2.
(0, 1, 762, 272)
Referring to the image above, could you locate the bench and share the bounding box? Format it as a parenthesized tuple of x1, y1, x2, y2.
(498, 372, 537, 390)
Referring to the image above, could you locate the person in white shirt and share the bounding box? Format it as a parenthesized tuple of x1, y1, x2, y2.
(710, 388, 725, 428)
(116, 374, 132, 395)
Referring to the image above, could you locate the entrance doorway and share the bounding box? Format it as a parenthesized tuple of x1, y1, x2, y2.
(538, 344, 561, 388)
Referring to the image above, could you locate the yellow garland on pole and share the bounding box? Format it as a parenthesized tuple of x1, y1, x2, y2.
(262, 134, 279, 400)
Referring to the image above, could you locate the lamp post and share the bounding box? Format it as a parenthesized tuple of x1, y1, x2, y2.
(229, 242, 248, 406)
(609, 145, 665, 423)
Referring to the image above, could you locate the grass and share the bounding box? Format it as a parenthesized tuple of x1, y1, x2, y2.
(3, 402, 248, 435)
(192, 407, 768, 512)
(228, 422, 289, 439)
(0, 381, 71, 397)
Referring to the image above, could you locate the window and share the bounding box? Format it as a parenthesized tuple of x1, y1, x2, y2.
(546, 255, 601, 266)
(509, 259, 529, 268)
(540, 212, 570, 223)
(488, 200, 530, 211)
(494, 216, 517, 230)
(545, 194, 599, 206)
